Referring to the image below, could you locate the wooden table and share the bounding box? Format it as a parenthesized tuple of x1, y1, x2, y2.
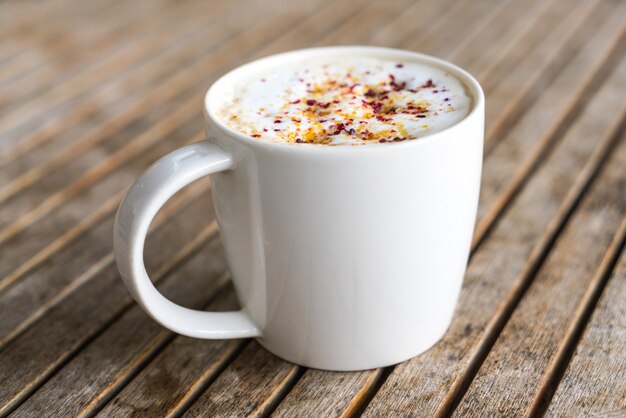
(1, 0, 625, 416)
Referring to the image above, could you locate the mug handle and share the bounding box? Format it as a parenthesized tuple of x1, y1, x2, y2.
(113, 140, 261, 339)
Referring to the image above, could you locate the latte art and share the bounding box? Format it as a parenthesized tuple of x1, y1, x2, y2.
(217, 56, 472, 145)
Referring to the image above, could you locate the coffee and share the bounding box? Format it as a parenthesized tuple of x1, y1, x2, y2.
(216, 56, 471, 145)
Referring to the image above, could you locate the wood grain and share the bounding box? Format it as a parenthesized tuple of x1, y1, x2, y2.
(453, 104, 626, 415)
(19, 4, 472, 418)
(481, 0, 601, 151)
(0, 0, 171, 87)
(0, 0, 249, 166)
(529, 217, 626, 416)
(193, 3, 537, 414)
(12, 243, 232, 418)
(0, 179, 209, 346)
(545, 247, 626, 416)
(0, 0, 212, 143)
(256, 1, 626, 415)
(0, 193, 218, 416)
(2, 1, 626, 416)
(0, 0, 323, 291)
(363, 34, 626, 417)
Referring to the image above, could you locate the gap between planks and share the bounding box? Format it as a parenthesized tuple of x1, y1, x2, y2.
(0, 0, 356, 311)
(0, 0, 328, 248)
(472, 27, 626, 251)
(0, 3, 588, 414)
(0, 131, 205, 295)
(242, 3, 626, 416)
(0, 0, 242, 168)
(0, 0, 364, 413)
(0, 219, 220, 417)
(0, 0, 173, 86)
(431, 108, 626, 417)
(0, 0, 563, 301)
(3, 1, 620, 414)
(0, 0, 585, 291)
(0, 0, 126, 59)
(526, 216, 626, 417)
(183, 0, 569, 413)
(0, 0, 361, 299)
(0, 185, 214, 349)
(77, 272, 237, 418)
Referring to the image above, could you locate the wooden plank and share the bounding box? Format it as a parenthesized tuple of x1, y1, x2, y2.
(530, 218, 626, 416)
(455, 0, 557, 77)
(0, 192, 218, 416)
(0, 0, 208, 131)
(263, 1, 625, 415)
(0, 0, 124, 59)
(3, 2, 420, 414)
(238, 0, 372, 57)
(368, 0, 459, 47)
(316, 0, 434, 47)
(402, 0, 500, 56)
(0, 175, 207, 345)
(185, 3, 520, 415)
(0, 2, 274, 205)
(473, 1, 626, 240)
(0, 99, 202, 269)
(0, 0, 181, 119)
(453, 129, 626, 415)
(0, 0, 322, 284)
(545, 247, 626, 416)
(0, 0, 171, 86)
(0, 0, 372, 414)
(0, 0, 355, 329)
(363, 46, 626, 417)
(0, 0, 350, 299)
(0, 0, 239, 153)
(182, 342, 302, 417)
(12, 3, 460, 414)
(0, 0, 337, 174)
(12, 242, 234, 417)
(481, 0, 601, 152)
(0, 0, 260, 199)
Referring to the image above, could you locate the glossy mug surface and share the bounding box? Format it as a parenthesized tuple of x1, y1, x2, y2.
(113, 46, 485, 371)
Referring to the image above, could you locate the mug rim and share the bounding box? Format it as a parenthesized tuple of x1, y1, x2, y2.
(204, 46, 484, 153)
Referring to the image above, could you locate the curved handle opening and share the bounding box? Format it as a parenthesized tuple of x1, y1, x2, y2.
(114, 140, 261, 339)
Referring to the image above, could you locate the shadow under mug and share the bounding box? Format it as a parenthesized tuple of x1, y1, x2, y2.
(114, 46, 484, 371)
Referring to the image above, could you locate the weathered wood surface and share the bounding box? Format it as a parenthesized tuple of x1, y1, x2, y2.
(1, 0, 625, 416)
(546, 244, 626, 416)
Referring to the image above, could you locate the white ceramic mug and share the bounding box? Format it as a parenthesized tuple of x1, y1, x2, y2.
(114, 46, 484, 371)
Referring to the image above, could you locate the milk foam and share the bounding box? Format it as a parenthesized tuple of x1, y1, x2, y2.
(217, 56, 472, 145)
